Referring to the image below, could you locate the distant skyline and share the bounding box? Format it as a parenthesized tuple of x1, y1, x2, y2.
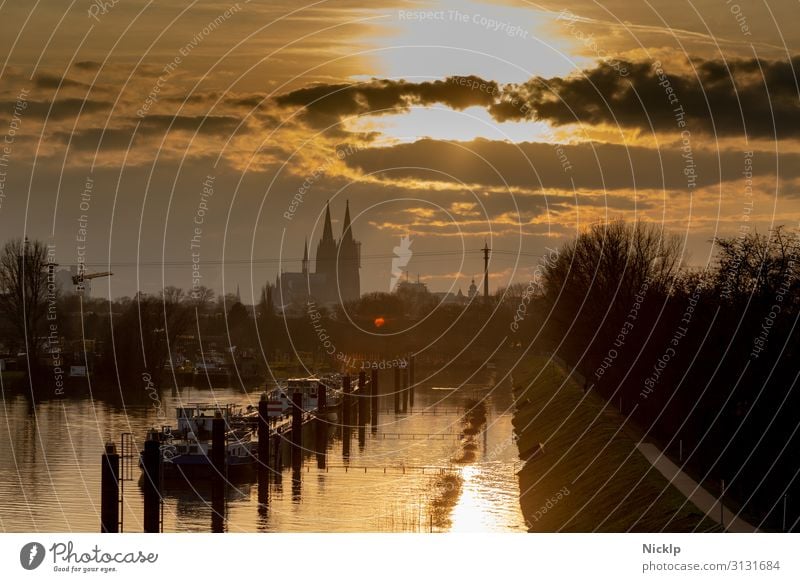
(1, 0, 797, 300)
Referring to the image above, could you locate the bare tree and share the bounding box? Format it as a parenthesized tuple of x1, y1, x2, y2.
(189, 284, 215, 311)
(160, 286, 194, 375)
(0, 238, 53, 371)
(495, 282, 529, 304)
(542, 220, 683, 337)
(714, 226, 800, 304)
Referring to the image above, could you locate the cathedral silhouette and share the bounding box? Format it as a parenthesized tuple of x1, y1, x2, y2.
(275, 201, 361, 308)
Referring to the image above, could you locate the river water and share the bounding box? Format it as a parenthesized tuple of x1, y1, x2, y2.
(0, 370, 525, 532)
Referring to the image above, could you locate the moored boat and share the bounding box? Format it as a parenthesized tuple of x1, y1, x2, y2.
(140, 403, 257, 478)
(265, 375, 344, 421)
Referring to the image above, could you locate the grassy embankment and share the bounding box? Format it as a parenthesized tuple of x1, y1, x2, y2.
(513, 355, 716, 532)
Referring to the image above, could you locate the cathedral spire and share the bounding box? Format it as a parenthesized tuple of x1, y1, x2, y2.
(322, 200, 334, 243)
(341, 199, 353, 242)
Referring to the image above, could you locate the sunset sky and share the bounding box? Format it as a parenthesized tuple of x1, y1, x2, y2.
(0, 0, 797, 300)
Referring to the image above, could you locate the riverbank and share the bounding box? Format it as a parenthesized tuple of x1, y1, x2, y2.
(512, 355, 716, 532)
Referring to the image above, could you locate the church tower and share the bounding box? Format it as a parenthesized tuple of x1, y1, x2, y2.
(468, 278, 478, 299)
(336, 200, 361, 302)
(315, 201, 338, 302)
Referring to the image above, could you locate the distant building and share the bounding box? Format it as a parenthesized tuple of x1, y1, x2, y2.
(275, 201, 361, 309)
(433, 288, 468, 305)
(395, 278, 428, 297)
(397, 274, 472, 306)
(468, 278, 478, 300)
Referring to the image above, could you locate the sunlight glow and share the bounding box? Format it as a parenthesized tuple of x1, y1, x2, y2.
(372, 0, 586, 83)
(346, 105, 556, 144)
(449, 465, 497, 532)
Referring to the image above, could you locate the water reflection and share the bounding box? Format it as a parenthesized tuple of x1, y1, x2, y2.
(0, 371, 525, 532)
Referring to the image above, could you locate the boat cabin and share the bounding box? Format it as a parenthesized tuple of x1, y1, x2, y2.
(266, 377, 327, 417)
(174, 403, 237, 438)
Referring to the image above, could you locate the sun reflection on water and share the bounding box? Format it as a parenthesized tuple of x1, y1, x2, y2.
(448, 460, 525, 532)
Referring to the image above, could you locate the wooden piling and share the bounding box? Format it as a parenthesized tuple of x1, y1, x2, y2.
(211, 413, 226, 475)
(358, 370, 368, 426)
(370, 369, 379, 429)
(358, 425, 366, 450)
(291, 461, 302, 501)
(409, 354, 415, 407)
(393, 366, 400, 413)
(142, 430, 161, 533)
(257, 393, 270, 509)
(291, 391, 303, 443)
(211, 412, 227, 532)
(258, 394, 270, 471)
(342, 426, 351, 460)
(317, 381, 327, 411)
(100, 441, 119, 533)
(342, 375, 351, 427)
(272, 433, 282, 469)
(401, 364, 408, 413)
(315, 416, 327, 470)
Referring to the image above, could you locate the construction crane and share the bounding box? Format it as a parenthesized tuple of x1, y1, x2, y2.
(72, 270, 113, 291)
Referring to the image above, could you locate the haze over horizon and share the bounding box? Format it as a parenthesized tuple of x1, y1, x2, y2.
(1, 0, 797, 301)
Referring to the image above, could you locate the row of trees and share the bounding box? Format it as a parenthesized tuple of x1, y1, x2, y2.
(0, 239, 52, 371)
(0, 235, 521, 388)
(523, 220, 800, 531)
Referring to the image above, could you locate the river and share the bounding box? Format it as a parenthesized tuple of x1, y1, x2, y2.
(0, 369, 525, 532)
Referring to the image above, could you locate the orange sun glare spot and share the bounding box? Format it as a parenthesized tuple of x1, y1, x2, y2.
(374, 317, 385, 328)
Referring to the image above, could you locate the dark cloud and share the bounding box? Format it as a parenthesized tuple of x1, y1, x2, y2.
(494, 57, 800, 138)
(8, 98, 112, 121)
(226, 94, 266, 108)
(137, 114, 245, 135)
(275, 57, 800, 138)
(74, 61, 101, 71)
(34, 73, 90, 90)
(274, 75, 499, 127)
(52, 115, 246, 152)
(57, 127, 140, 152)
(162, 92, 223, 105)
(344, 137, 800, 192)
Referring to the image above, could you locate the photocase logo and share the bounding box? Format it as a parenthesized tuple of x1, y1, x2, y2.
(390, 235, 413, 292)
(20, 542, 46, 570)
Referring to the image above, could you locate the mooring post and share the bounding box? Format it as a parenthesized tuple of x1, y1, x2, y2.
(142, 430, 161, 533)
(292, 391, 303, 444)
(358, 424, 366, 451)
(211, 412, 226, 475)
(409, 354, 415, 408)
(401, 363, 408, 413)
(258, 393, 270, 485)
(342, 375, 351, 427)
(342, 425, 351, 460)
(211, 412, 227, 533)
(272, 433, 282, 469)
(100, 441, 120, 533)
(393, 366, 400, 413)
(317, 381, 327, 411)
(258, 393, 270, 467)
(358, 370, 368, 426)
(291, 393, 303, 500)
(370, 368, 379, 430)
(291, 459, 302, 502)
(315, 415, 327, 470)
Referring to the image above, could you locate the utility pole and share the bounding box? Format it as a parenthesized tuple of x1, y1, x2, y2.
(482, 241, 490, 303)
